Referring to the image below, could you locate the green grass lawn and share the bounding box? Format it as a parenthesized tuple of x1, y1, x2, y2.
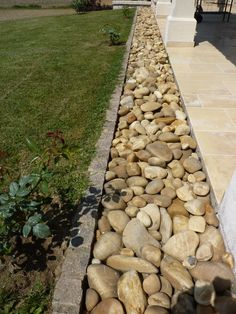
(0, 9, 134, 201)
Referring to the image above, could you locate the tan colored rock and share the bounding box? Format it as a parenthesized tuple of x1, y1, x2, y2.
(160, 255, 194, 291)
(126, 162, 141, 176)
(102, 193, 126, 211)
(143, 274, 161, 295)
(167, 199, 189, 218)
(129, 195, 147, 208)
(188, 216, 206, 233)
(168, 160, 185, 178)
(193, 182, 210, 196)
(131, 186, 145, 196)
(91, 298, 124, 314)
(93, 232, 122, 261)
(140, 204, 161, 231)
(145, 179, 164, 194)
(199, 225, 226, 261)
(148, 156, 166, 167)
(141, 101, 162, 112)
(159, 132, 179, 143)
(144, 306, 169, 314)
(104, 178, 127, 194)
(176, 184, 195, 202)
(135, 149, 152, 161)
(148, 292, 170, 309)
(121, 188, 133, 202)
(137, 211, 152, 227)
(160, 276, 172, 297)
(184, 199, 205, 216)
(196, 243, 213, 262)
(162, 230, 199, 262)
(105, 170, 116, 181)
(87, 264, 120, 299)
(173, 215, 189, 234)
(144, 166, 167, 180)
(98, 216, 111, 234)
(160, 208, 172, 244)
(194, 280, 215, 306)
(125, 205, 139, 218)
(141, 244, 162, 267)
(161, 187, 176, 199)
(180, 135, 197, 150)
(204, 204, 219, 227)
(154, 195, 172, 208)
(222, 252, 235, 269)
(146, 141, 173, 162)
(190, 261, 234, 293)
(118, 270, 147, 314)
(120, 247, 134, 257)
(106, 255, 157, 273)
(85, 288, 100, 312)
(123, 219, 160, 256)
(107, 210, 130, 234)
(182, 255, 198, 269)
(127, 176, 148, 187)
(183, 157, 202, 173)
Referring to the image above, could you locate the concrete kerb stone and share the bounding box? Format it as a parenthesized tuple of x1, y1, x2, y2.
(52, 9, 138, 314)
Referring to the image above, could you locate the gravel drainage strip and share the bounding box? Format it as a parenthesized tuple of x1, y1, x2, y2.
(57, 7, 236, 314)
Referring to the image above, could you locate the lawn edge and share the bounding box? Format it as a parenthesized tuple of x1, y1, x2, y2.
(51, 9, 137, 314)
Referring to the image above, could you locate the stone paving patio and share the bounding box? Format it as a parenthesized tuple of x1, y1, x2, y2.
(157, 10, 236, 205)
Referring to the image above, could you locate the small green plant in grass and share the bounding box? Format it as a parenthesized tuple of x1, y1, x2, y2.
(0, 131, 70, 255)
(72, 0, 89, 13)
(122, 5, 132, 18)
(101, 24, 121, 45)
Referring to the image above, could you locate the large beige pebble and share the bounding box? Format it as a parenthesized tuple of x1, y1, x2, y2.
(143, 274, 161, 295)
(128, 195, 147, 208)
(173, 215, 189, 234)
(183, 156, 202, 173)
(160, 276, 172, 297)
(176, 184, 195, 202)
(91, 298, 124, 314)
(193, 182, 210, 196)
(140, 204, 161, 230)
(125, 205, 139, 217)
(144, 306, 169, 314)
(141, 101, 162, 112)
(144, 166, 167, 180)
(137, 211, 152, 227)
(189, 216, 206, 233)
(126, 162, 141, 176)
(161, 187, 176, 199)
(146, 141, 173, 162)
(93, 232, 122, 261)
(121, 188, 133, 202)
(145, 179, 164, 194)
(148, 292, 170, 309)
(86, 288, 100, 312)
(123, 218, 160, 256)
(168, 160, 185, 178)
(199, 225, 226, 261)
(204, 204, 219, 227)
(159, 208, 172, 244)
(167, 198, 189, 218)
(104, 178, 127, 193)
(87, 264, 120, 299)
(141, 244, 162, 267)
(127, 176, 148, 187)
(184, 199, 205, 215)
(160, 255, 194, 291)
(196, 243, 213, 262)
(162, 230, 199, 262)
(106, 255, 158, 273)
(98, 216, 111, 234)
(118, 270, 147, 314)
(107, 210, 130, 233)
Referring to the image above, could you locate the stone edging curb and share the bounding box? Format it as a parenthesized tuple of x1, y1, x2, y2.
(52, 9, 138, 314)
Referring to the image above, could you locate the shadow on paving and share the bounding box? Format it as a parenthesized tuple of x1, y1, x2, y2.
(195, 12, 236, 67)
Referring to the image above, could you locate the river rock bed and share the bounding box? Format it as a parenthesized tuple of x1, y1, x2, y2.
(84, 8, 236, 314)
